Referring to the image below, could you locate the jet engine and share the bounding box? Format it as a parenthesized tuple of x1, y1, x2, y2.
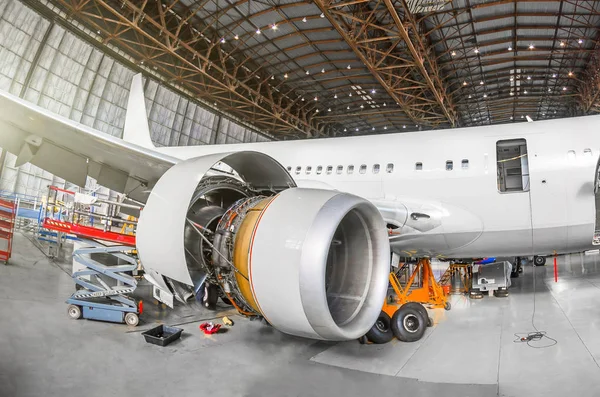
(136, 151, 390, 341)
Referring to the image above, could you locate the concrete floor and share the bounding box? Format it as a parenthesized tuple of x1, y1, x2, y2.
(2, 234, 600, 396)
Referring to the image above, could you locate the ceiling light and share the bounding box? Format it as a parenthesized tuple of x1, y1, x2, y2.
(302, 17, 307, 23)
(529, 44, 534, 49)
(371, 89, 376, 94)
(521, 115, 524, 119)
(320, 12, 325, 18)
(97, 30, 101, 34)
(578, 38, 584, 44)
(510, 91, 514, 96)
(468, 95, 472, 99)
(548, 88, 551, 92)
(474, 48, 480, 54)
(510, 116, 514, 120)
(349, 93, 352, 97)
(403, 125, 406, 129)
(480, 81, 484, 85)
(384, 126, 387, 130)
(508, 46, 512, 51)
(568, 71, 573, 77)
(554, 110, 557, 113)
(356, 128, 359, 131)
(483, 94, 487, 98)
(524, 90, 528, 94)
(334, 94, 338, 98)
(463, 81, 468, 86)
(383, 102, 386, 106)
(314, 96, 318, 101)
(328, 108, 331, 112)
(315, 109, 319, 113)
(347, 65, 351, 69)
(347, 106, 350, 110)
(234, 34, 239, 40)
(344, 128, 347, 132)
(256, 28, 261, 35)
(510, 76, 514, 81)
(220, 37, 226, 43)
(563, 86, 567, 91)
(560, 41, 565, 47)
(527, 76, 531, 80)
(271, 24, 278, 30)
(306, 70, 310, 75)
(301, 97, 305, 101)
(552, 73, 557, 78)
(451, 51, 456, 56)
(372, 127, 375, 131)
(360, 104, 364, 108)
(284, 73, 288, 78)
(321, 68, 325, 73)
(542, 113, 546, 116)
(271, 76, 274, 80)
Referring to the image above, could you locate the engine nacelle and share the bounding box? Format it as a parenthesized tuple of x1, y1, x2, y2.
(137, 151, 389, 341)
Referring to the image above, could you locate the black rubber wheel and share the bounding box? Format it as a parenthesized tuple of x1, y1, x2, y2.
(365, 311, 394, 344)
(428, 316, 434, 327)
(391, 306, 427, 342)
(444, 301, 451, 311)
(202, 283, 219, 310)
(534, 256, 546, 266)
(402, 302, 430, 327)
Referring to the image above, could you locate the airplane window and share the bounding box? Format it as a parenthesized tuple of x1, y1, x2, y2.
(326, 166, 333, 174)
(287, 166, 292, 172)
(316, 165, 323, 175)
(373, 164, 380, 174)
(497, 139, 529, 192)
(386, 163, 394, 173)
(295, 166, 301, 175)
(415, 162, 422, 171)
(584, 148, 593, 156)
(359, 164, 367, 174)
(347, 165, 354, 174)
(336, 165, 343, 174)
(446, 161, 453, 171)
(567, 150, 576, 160)
(461, 159, 469, 169)
(306, 166, 312, 175)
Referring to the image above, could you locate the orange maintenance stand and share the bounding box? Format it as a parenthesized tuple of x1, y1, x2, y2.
(382, 258, 450, 318)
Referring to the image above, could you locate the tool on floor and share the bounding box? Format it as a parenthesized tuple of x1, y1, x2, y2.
(222, 316, 234, 326)
(66, 239, 142, 326)
(200, 322, 222, 334)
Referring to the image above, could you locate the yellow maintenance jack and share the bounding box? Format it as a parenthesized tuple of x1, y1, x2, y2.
(361, 258, 449, 345)
(383, 258, 450, 318)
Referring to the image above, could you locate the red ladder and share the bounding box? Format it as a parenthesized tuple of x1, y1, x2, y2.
(0, 198, 17, 263)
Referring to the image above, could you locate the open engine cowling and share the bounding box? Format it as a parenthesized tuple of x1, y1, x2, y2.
(137, 151, 390, 341)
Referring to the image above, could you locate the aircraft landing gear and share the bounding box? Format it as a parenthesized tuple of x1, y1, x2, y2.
(534, 256, 546, 266)
(511, 257, 522, 278)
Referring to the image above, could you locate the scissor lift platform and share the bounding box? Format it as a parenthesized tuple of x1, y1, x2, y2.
(65, 239, 142, 326)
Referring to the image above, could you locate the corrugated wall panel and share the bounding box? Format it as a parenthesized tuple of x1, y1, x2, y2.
(0, 0, 270, 202)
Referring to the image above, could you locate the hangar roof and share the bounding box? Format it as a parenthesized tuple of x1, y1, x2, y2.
(41, 0, 600, 139)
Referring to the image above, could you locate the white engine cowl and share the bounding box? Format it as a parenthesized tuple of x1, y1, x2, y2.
(137, 151, 390, 341)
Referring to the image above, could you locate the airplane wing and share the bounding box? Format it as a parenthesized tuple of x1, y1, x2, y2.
(0, 89, 177, 202)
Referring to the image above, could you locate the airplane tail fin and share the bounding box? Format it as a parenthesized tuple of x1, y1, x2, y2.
(122, 74, 155, 149)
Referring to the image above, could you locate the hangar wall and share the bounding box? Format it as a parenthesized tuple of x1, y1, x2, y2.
(0, 0, 269, 200)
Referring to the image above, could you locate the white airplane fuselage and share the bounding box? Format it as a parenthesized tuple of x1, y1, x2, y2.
(158, 114, 600, 258)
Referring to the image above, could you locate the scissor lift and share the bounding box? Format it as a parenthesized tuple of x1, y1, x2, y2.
(66, 239, 142, 326)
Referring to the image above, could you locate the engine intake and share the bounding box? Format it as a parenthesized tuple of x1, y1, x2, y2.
(137, 151, 389, 340)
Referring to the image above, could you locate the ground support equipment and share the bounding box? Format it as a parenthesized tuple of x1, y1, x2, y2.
(66, 239, 141, 326)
